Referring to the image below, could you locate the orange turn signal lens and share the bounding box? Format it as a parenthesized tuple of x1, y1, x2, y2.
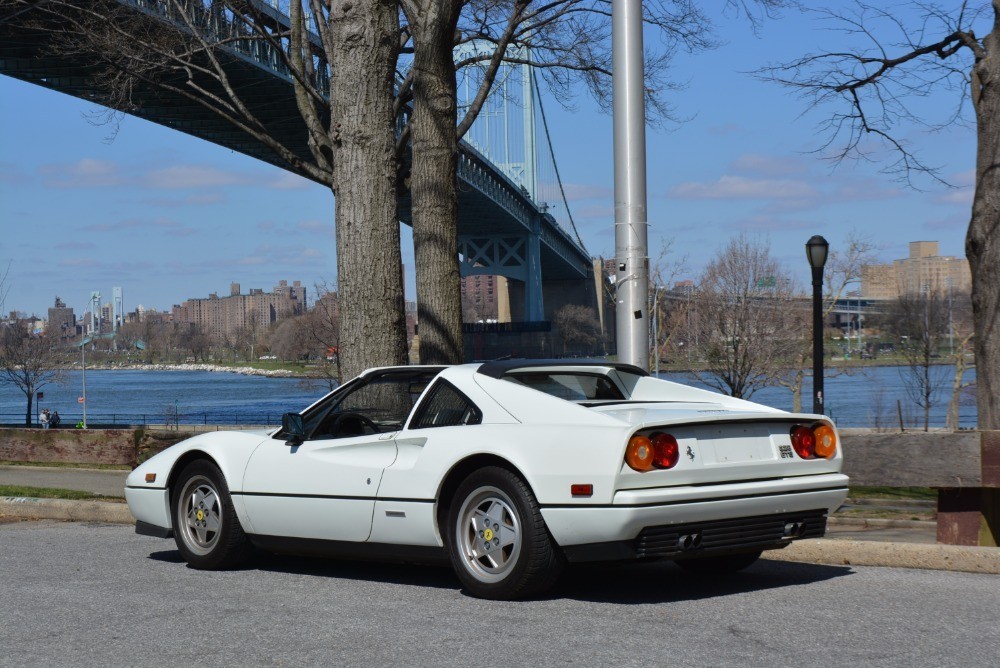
(813, 424, 837, 459)
(145, 473, 156, 483)
(625, 435, 655, 471)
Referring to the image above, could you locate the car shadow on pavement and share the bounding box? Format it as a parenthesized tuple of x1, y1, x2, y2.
(147, 548, 460, 591)
(144, 548, 851, 602)
(148, 549, 185, 563)
(552, 558, 853, 604)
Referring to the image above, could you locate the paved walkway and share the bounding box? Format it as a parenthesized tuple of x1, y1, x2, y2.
(0, 465, 127, 497)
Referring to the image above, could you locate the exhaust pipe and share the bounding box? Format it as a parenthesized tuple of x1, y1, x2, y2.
(676, 532, 703, 551)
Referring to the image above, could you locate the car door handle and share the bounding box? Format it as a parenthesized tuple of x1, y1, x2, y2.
(378, 432, 397, 440)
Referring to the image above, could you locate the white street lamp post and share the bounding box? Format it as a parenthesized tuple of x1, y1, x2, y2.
(612, 0, 649, 371)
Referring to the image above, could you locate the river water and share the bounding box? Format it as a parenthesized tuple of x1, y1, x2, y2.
(0, 365, 977, 429)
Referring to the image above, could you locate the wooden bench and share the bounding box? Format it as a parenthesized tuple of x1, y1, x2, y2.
(840, 430, 1000, 546)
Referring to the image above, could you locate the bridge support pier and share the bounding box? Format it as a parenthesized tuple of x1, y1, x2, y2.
(524, 216, 544, 322)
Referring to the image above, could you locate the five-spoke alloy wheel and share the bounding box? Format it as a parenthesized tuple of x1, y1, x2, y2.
(170, 459, 250, 569)
(447, 467, 563, 600)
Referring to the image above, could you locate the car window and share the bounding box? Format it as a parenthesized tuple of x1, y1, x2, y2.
(303, 369, 441, 439)
(411, 381, 482, 429)
(505, 372, 625, 401)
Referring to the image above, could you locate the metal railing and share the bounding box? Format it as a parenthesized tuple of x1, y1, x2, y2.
(0, 412, 279, 429)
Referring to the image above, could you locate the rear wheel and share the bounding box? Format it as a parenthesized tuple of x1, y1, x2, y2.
(676, 550, 762, 575)
(447, 467, 563, 600)
(170, 459, 250, 569)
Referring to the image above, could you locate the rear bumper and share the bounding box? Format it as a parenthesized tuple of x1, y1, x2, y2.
(561, 509, 827, 563)
(540, 473, 848, 553)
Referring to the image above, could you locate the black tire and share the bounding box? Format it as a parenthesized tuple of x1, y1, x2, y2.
(675, 550, 762, 575)
(170, 459, 251, 569)
(446, 466, 564, 600)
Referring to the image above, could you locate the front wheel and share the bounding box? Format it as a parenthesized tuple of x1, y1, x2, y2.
(170, 459, 251, 569)
(447, 467, 563, 600)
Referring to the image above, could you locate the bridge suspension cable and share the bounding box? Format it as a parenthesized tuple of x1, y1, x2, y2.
(531, 70, 589, 257)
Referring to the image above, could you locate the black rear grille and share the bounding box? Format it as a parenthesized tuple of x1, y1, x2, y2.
(635, 509, 827, 558)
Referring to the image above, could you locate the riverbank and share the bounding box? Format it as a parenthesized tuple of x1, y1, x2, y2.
(66, 362, 303, 378)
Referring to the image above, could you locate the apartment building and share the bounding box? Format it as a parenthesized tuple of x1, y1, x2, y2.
(862, 241, 971, 299)
(172, 280, 306, 339)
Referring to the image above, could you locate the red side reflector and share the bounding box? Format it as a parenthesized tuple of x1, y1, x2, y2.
(571, 484, 593, 497)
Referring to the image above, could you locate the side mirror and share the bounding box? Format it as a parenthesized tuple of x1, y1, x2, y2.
(282, 412, 305, 446)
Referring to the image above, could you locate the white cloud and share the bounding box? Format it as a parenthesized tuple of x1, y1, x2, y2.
(931, 189, 974, 206)
(268, 173, 312, 190)
(41, 158, 121, 188)
(669, 175, 819, 200)
(729, 154, 807, 177)
(560, 183, 613, 201)
(144, 165, 246, 189)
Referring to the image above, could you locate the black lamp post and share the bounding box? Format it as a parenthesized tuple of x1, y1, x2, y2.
(806, 235, 829, 414)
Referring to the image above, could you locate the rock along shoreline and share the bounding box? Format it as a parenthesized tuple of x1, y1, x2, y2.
(90, 363, 300, 378)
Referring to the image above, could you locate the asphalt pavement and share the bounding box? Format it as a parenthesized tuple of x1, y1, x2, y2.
(1, 521, 997, 667)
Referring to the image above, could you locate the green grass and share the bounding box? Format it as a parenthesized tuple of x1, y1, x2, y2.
(848, 486, 936, 501)
(0, 484, 124, 501)
(0, 460, 131, 471)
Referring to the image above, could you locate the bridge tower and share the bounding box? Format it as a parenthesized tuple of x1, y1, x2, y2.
(456, 43, 546, 322)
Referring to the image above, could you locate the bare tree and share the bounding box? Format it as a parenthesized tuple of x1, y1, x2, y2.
(0, 323, 65, 426)
(758, 1, 1000, 430)
(552, 304, 602, 355)
(693, 234, 798, 400)
(945, 292, 975, 430)
(883, 291, 951, 431)
(648, 239, 687, 368)
(305, 280, 342, 384)
(2, 0, 407, 379)
(269, 314, 313, 361)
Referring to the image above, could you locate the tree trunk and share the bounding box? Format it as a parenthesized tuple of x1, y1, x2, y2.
(409, 2, 465, 365)
(328, 0, 408, 380)
(969, 21, 1000, 431)
(25, 391, 32, 428)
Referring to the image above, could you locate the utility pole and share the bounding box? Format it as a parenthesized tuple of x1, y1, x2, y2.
(612, 0, 649, 371)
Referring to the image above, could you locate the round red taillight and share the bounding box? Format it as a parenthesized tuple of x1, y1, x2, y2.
(650, 432, 679, 469)
(625, 435, 655, 471)
(790, 425, 816, 459)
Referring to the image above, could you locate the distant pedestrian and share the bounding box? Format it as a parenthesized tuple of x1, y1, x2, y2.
(50, 411, 61, 428)
(40, 409, 50, 429)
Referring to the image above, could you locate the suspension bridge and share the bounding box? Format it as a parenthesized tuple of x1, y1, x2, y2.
(0, 0, 597, 326)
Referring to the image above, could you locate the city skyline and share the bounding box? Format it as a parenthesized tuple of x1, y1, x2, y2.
(0, 2, 978, 317)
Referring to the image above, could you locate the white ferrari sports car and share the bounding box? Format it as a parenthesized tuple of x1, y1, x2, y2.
(126, 360, 848, 599)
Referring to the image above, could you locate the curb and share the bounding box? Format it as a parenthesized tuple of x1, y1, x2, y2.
(828, 516, 936, 529)
(0, 497, 134, 524)
(764, 538, 1000, 575)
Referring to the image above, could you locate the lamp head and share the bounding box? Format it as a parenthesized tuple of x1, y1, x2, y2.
(806, 235, 829, 270)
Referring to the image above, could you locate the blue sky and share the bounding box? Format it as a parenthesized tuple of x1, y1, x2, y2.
(0, 2, 977, 318)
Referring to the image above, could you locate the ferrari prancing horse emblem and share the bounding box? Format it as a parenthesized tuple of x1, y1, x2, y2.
(686, 446, 695, 461)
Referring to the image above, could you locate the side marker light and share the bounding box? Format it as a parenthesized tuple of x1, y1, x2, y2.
(145, 473, 156, 483)
(571, 484, 593, 497)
